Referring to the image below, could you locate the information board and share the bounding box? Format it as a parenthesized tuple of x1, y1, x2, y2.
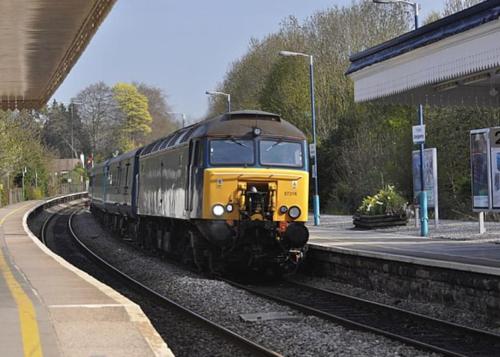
(412, 125, 426, 144)
(490, 128, 500, 209)
(412, 148, 438, 208)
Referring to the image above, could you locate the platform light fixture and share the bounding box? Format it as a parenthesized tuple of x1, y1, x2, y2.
(205, 90, 231, 112)
(167, 112, 186, 127)
(279, 50, 321, 226)
(70, 99, 82, 159)
(373, 0, 419, 29)
(434, 81, 459, 93)
(463, 73, 491, 86)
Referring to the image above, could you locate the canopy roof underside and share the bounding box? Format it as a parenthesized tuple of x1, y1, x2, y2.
(0, 0, 115, 110)
(348, 0, 500, 107)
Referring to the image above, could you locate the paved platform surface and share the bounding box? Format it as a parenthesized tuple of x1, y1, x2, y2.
(0, 200, 173, 357)
(307, 215, 500, 274)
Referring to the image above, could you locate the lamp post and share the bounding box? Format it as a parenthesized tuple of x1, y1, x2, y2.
(279, 50, 320, 226)
(167, 112, 186, 127)
(205, 90, 231, 112)
(373, 0, 428, 237)
(70, 99, 82, 159)
(373, 0, 419, 29)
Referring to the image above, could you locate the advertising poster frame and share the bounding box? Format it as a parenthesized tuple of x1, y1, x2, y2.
(412, 148, 438, 211)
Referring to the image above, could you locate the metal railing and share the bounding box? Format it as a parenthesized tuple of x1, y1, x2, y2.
(0, 182, 87, 208)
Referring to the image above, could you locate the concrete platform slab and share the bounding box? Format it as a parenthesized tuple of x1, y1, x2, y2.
(0, 196, 173, 357)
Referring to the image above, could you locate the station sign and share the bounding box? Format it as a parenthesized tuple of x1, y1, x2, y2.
(309, 143, 316, 158)
(470, 127, 500, 211)
(412, 125, 426, 144)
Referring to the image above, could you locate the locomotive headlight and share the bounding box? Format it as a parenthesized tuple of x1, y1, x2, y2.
(288, 206, 301, 219)
(212, 204, 225, 217)
(279, 205, 288, 214)
(226, 204, 234, 213)
(253, 127, 262, 136)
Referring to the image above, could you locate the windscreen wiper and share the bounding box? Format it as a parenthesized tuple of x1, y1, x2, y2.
(230, 138, 249, 148)
(266, 138, 284, 151)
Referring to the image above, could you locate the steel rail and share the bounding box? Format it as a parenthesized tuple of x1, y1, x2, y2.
(66, 208, 282, 357)
(40, 202, 79, 245)
(222, 278, 500, 357)
(40, 209, 55, 246)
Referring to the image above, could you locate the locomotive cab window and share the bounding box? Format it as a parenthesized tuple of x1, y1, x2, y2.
(210, 139, 254, 165)
(260, 140, 303, 168)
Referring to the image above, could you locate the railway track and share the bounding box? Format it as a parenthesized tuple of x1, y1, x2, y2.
(224, 279, 500, 357)
(41, 202, 500, 356)
(46, 207, 282, 357)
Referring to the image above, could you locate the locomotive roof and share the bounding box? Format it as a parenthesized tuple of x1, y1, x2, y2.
(107, 147, 143, 165)
(193, 110, 306, 139)
(140, 110, 306, 157)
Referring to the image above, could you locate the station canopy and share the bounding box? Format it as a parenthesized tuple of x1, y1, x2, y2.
(347, 0, 500, 107)
(0, 0, 115, 110)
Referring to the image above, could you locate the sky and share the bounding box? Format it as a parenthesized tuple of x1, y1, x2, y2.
(52, 0, 446, 122)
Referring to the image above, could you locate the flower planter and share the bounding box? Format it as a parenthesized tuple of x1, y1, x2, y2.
(353, 213, 408, 229)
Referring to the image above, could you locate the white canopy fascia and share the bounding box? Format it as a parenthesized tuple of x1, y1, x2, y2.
(349, 18, 500, 104)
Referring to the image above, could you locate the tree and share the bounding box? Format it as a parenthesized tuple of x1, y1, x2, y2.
(443, 0, 483, 16)
(112, 82, 152, 151)
(260, 58, 312, 138)
(42, 100, 88, 159)
(74, 82, 122, 160)
(0, 110, 51, 201)
(134, 82, 178, 142)
(423, 11, 442, 25)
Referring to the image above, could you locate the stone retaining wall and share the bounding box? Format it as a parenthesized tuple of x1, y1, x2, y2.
(305, 247, 500, 322)
(30, 192, 88, 216)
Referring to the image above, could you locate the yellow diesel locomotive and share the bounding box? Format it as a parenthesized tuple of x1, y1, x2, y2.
(90, 110, 309, 274)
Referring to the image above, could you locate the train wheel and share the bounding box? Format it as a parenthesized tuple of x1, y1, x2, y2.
(128, 220, 139, 243)
(208, 247, 226, 276)
(262, 264, 283, 281)
(145, 220, 155, 252)
(180, 242, 193, 266)
(190, 231, 209, 272)
(137, 219, 147, 248)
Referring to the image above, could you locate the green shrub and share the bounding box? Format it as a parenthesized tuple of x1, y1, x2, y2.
(0, 184, 4, 206)
(26, 187, 44, 200)
(357, 185, 407, 216)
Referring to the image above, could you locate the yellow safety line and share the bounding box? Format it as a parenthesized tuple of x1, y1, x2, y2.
(0, 203, 33, 226)
(0, 202, 43, 357)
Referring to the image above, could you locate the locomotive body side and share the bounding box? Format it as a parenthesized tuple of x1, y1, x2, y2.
(89, 161, 108, 212)
(103, 148, 141, 217)
(138, 144, 189, 219)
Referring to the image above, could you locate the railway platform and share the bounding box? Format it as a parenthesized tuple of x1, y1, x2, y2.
(307, 215, 500, 273)
(0, 199, 172, 357)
